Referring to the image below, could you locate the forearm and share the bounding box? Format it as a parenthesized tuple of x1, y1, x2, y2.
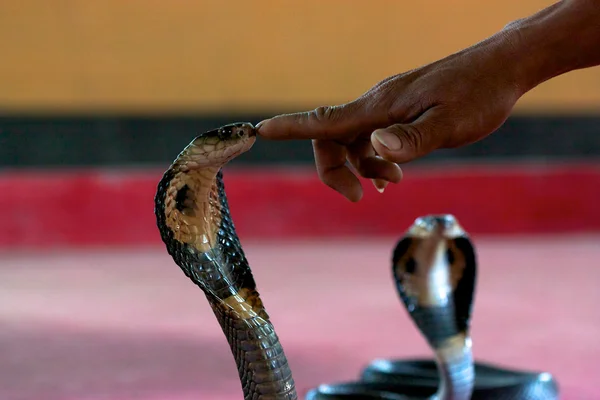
(505, 0, 600, 93)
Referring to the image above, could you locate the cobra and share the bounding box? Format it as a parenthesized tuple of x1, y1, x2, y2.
(308, 214, 478, 400)
(153, 122, 514, 400)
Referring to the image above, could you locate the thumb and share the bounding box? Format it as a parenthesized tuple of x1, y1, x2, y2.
(256, 99, 379, 141)
(370, 108, 450, 164)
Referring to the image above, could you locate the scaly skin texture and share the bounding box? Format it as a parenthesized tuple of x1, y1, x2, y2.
(154, 123, 297, 400)
(211, 292, 296, 400)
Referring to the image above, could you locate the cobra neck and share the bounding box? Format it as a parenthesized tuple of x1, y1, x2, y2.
(433, 333, 474, 400)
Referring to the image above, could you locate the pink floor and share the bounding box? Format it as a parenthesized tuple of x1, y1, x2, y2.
(2, 236, 599, 400)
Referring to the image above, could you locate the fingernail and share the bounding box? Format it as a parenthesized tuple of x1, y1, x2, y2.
(255, 120, 267, 130)
(373, 130, 402, 150)
(372, 179, 388, 193)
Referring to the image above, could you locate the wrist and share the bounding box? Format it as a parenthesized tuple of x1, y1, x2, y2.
(501, 0, 600, 94)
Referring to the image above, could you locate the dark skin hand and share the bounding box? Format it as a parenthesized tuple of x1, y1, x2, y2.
(257, 0, 600, 202)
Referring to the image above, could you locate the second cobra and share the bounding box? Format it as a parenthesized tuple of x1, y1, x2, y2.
(154, 122, 477, 400)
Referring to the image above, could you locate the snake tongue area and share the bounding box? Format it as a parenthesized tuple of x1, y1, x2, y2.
(154, 125, 298, 400)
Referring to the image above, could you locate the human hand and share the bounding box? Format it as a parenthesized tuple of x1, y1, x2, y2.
(257, 30, 526, 202)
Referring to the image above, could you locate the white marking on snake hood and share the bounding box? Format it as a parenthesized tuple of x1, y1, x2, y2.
(421, 240, 452, 307)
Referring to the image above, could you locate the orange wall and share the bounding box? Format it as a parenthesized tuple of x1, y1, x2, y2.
(1, 0, 599, 114)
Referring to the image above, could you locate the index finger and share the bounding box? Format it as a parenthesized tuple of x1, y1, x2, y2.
(256, 98, 383, 141)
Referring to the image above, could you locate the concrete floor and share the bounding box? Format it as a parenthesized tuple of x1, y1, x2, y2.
(1, 236, 599, 400)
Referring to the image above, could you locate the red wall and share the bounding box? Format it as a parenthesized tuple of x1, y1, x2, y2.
(1, 163, 599, 248)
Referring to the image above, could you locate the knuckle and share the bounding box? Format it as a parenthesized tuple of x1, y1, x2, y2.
(398, 124, 424, 153)
(311, 105, 343, 123)
(386, 107, 397, 125)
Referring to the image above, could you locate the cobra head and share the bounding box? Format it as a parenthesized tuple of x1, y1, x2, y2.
(172, 122, 257, 170)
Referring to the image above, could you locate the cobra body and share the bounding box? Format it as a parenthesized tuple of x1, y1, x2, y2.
(308, 215, 477, 400)
(154, 123, 297, 399)
(309, 215, 558, 400)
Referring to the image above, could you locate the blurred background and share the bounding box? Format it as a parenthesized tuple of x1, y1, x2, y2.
(1, 1, 599, 400)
